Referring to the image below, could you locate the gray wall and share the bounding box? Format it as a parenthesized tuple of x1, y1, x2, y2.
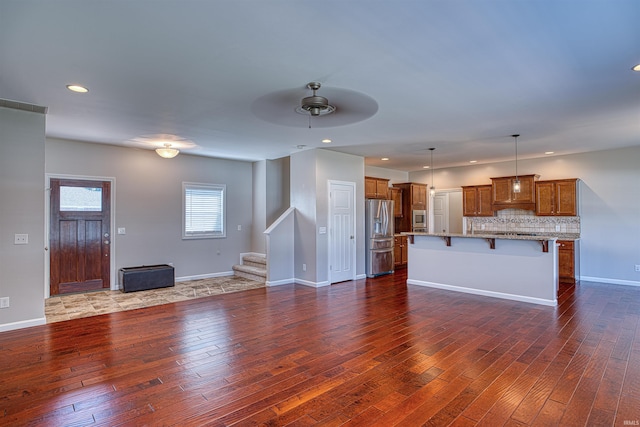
(291, 149, 365, 285)
(251, 157, 290, 254)
(0, 106, 46, 330)
(408, 146, 640, 285)
(46, 138, 253, 281)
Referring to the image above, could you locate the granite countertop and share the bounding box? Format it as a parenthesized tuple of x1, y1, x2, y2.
(402, 231, 580, 241)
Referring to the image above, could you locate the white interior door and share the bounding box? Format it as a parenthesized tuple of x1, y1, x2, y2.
(329, 181, 355, 283)
(433, 193, 449, 234)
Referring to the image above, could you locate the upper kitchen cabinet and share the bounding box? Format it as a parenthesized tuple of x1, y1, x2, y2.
(491, 174, 539, 211)
(535, 179, 578, 216)
(462, 185, 493, 217)
(365, 176, 390, 199)
(390, 187, 403, 217)
(411, 184, 427, 210)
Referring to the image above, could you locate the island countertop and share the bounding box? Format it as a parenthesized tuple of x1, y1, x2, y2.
(402, 231, 579, 241)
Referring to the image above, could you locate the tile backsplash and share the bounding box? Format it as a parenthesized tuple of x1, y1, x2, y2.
(466, 209, 580, 235)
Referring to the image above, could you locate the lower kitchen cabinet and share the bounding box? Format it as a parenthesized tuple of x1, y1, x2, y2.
(558, 240, 580, 284)
(394, 235, 408, 268)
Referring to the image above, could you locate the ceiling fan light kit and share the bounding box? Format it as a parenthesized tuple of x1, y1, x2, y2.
(295, 82, 336, 117)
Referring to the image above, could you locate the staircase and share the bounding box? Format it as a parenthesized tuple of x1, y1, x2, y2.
(232, 253, 267, 283)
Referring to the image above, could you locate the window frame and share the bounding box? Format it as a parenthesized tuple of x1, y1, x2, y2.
(182, 182, 226, 239)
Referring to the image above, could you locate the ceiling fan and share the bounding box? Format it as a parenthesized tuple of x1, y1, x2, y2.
(295, 82, 336, 117)
(251, 82, 378, 128)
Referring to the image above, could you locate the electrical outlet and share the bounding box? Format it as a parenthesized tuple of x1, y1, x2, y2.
(555, 225, 561, 232)
(14, 234, 28, 244)
(635, 265, 640, 272)
(237, 225, 242, 231)
(302, 264, 307, 271)
(0, 297, 9, 309)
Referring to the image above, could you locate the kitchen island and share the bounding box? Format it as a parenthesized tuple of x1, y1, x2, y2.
(403, 232, 559, 306)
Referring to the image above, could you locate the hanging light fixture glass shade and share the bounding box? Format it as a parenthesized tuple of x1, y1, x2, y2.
(512, 134, 521, 193)
(429, 147, 436, 196)
(156, 143, 180, 159)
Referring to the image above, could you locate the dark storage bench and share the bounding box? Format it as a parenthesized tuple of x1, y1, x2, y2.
(119, 264, 175, 292)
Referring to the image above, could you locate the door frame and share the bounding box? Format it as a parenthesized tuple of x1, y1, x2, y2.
(327, 180, 356, 284)
(45, 174, 117, 298)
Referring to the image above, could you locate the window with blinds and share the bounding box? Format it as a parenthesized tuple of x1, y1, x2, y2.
(183, 183, 226, 239)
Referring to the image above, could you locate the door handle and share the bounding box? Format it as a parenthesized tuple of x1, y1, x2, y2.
(104, 240, 110, 245)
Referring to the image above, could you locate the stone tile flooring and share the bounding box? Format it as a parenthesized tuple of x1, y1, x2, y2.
(45, 275, 265, 323)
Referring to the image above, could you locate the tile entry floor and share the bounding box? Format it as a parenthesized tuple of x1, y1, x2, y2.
(45, 275, 265, 323)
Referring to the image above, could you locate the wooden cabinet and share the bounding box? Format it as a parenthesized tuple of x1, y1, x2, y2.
(394, 235, 408, 268)
(558, 240, 580, 284)
(390, 187, 403, 217)
(365, 176, 389, 199)
(462, 185, 493, 217)
(411, 184, 427, 210)
(535, 179, 578, 216)
(393, 183, 428, 232)
(491, 174, 539, 211)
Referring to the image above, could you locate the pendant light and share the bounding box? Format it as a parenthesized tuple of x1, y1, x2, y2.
(429, 147, 436, 197)
(512, 134, 521, 193)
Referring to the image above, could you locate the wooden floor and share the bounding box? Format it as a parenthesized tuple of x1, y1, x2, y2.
(1, 271, 639, 426)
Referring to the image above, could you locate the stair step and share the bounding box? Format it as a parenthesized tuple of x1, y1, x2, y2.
(232, 264, 266, 283)
(232, 253, 267, 283)
(242, 254, 266, 267)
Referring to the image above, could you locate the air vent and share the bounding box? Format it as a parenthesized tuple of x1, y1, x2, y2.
(0, 98, 48, 114)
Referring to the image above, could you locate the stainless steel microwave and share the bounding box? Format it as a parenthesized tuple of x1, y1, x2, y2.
(412, 209, 427, 229)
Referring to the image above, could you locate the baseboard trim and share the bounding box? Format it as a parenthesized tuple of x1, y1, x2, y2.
(580, 276, 640, 287)
(407, 279, 557, 307)
(266, 278, 294, 287)
(0, 317, 47, 333)
(295, 278, 331, 288)
(176, 271, 234, 282)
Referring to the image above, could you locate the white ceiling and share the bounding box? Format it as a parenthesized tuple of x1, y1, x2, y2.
(1, 0, 638, 172)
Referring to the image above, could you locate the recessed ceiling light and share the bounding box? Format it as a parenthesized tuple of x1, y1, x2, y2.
(423, 165, 430, 169)
(633, 64, 640, 72)
(381, 157, 389, 161)
(469, 160, 478, 164)
(66, 84, 88, 93)
(321, 138, 332, 144)
(545, 151, 555, 155)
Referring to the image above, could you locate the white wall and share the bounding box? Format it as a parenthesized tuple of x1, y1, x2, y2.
(0, 106, 46, 331)
(45, 138, 253, 281)
(409, 146, 640, 285)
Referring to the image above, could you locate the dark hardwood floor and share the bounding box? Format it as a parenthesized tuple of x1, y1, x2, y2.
(1, 270, 639, 426)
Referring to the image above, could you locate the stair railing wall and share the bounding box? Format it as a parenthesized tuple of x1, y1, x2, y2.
(263, 207, 295, 286)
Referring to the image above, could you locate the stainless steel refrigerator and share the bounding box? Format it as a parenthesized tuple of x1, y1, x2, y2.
(365, 199, 394, 277)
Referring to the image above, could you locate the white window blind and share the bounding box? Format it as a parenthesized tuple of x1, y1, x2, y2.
(183, 183, 225, 239)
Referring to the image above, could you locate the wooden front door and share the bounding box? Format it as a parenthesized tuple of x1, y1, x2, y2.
(50, 178, 111, 295)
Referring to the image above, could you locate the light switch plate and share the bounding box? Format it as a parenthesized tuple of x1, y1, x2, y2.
(118, 228, 126, 235)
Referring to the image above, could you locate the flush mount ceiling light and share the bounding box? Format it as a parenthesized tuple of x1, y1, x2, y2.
(295, 82, 336, 117)
(512, 134, 521, 193)
(429, 147, 436, 197)
(66, 84, 88, 93)
(155, 143, 179, 159)
(322, 138, 332, 144)
(632, 63, 640, 72)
